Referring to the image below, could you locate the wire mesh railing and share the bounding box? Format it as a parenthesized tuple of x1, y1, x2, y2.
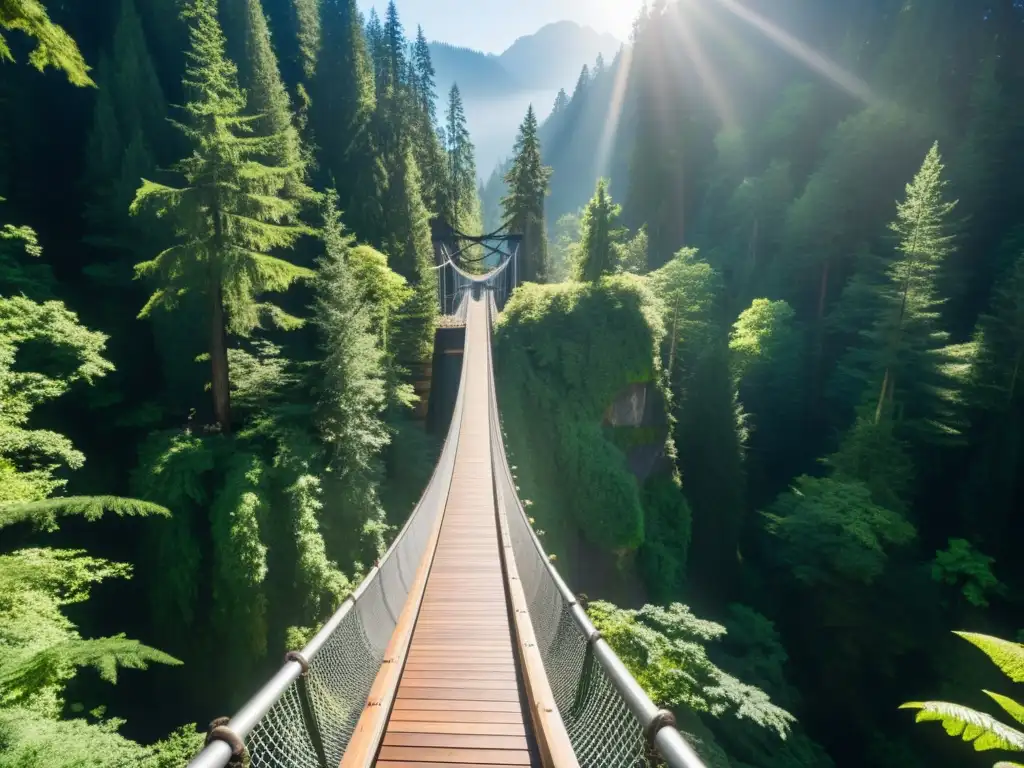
(191, 271, 705, 768)
(189, 310, 472, 768)
(483, 291, 707, 768)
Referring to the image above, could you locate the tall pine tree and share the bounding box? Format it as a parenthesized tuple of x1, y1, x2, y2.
(574, 178, 624, 282)
(410, 25, 445, 212)
(131, 0, 311, 431)
(82, 0, 168, 266)
(442, 84, 479, 232)
(502, 106, 551, 282)
(222, 0, 310, 202)
(841, 143, 975, 443)
(311, 0, 382, 241)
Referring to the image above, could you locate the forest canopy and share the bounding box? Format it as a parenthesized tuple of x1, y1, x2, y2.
(3, 0, 1024, 767)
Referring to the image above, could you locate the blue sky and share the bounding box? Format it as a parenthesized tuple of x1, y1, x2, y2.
(357, 0, 643, 54)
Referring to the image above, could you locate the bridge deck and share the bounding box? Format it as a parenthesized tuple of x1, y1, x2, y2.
(375, 296, 538, 767)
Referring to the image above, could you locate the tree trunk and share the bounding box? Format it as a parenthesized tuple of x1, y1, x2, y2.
(210, 281, 232, 433)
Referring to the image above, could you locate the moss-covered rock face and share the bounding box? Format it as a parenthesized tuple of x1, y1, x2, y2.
(493, 276, 691, 599)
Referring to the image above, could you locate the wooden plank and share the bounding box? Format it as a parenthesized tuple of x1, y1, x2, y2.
(396, 687, 522, 702)
(486, 306, 579, 768)
(356, 297, 542, 768)
(389, 710, 524, 724)
(391, 699, 523, 713)
(382, 733, 529, 751)
(377, 747, 532, 766)
(387, 722, 526, 736)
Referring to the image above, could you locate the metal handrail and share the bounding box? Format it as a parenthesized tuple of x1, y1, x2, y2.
(188, 285, 476, 768)
(482, 289, 707, 768)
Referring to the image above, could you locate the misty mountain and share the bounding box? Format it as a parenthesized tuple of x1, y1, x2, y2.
(499, 20, 621, 90)
(428, 21, 621, 178)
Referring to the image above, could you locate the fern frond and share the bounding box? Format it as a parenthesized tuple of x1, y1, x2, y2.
(901, 700, 1024, 752)
(0, 635, 181, 701)
(957, 632, 1024, 682)
(0, 496, 170, 532)
(986, 691, 1024, 727)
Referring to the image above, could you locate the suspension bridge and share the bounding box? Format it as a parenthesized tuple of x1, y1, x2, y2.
(189, 231, 706, 768)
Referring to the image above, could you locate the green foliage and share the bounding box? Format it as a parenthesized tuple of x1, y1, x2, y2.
(548, 211, 580, 283)
(0, 635, 180, 703)
(311, 0, 381, 240)
(132, 0, 312, 426)
(730, 299, 797, 384)
(827, 414, 915, 515)
(931, 539, 1005, 608)
(133, 430, 216, 635)
(312, 190, 391, 574)
(971, 254, 1024, 410)
(840, 143, 976, 442)
(637, 473, 692, 601)
(0, 497, 168, 533)
(0, 216, 53, 299)
(494, 277, 668, 555)
(650, 249, 746, 595)
(903, 632, 1024, 764)
(617, 226, 648, 276)
(764, 476, 915, 587)
(441, 84, 480, 232)
(0, 0, 92, 85)
(502, 106, 552, 282)
(589, 600, 794, 737)
(209, 451, 268, 660)
(380, 148, 438, 365)
(132, 0, 311, 331)
(573, 178, 625, 283)
(223, 0, 310, 201)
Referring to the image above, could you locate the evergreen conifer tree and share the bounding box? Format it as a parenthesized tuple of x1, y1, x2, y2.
(381, 147, 437, 366)
(312, 0, 382, 241)
(382, 0, 406, 91)
(223, 0, 310, 202)
(412, 26, 436, 120)
(843, 143, 975, 442)
(82, 0, 168, 266)
(502, 106, 552, 282)
(0, 0, 92, 85)
(313, 191, 390, 550)
(551, 88, 569, 115)
(292, 0, 320, 83)
(442, 84, 479, 231)
(131, 0, 312, 432)
(365, 8, 387, 93)
(574, 178, 624, 282)
(410, 25, 446, 211)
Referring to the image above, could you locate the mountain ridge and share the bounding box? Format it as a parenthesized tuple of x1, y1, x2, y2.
(428, 20, 622, 177)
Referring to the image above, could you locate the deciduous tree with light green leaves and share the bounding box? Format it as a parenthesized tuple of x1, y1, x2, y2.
(132, 0, 312, 432)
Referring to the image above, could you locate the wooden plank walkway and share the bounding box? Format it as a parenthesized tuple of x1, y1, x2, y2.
(375, 295, 539, 768)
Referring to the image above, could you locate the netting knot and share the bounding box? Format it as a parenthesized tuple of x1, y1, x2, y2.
(285, 650, 310, 675)
(205, 717, 250, 768)
(644, 709, 677, 747)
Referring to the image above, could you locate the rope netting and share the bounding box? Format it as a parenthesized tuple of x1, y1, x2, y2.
(485, 299, 655, 768)
(193, 276, 701, 768)
(191, 315, 470, 768)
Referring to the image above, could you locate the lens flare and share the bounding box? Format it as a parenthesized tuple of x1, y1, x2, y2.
(709, 0, 875, 103)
